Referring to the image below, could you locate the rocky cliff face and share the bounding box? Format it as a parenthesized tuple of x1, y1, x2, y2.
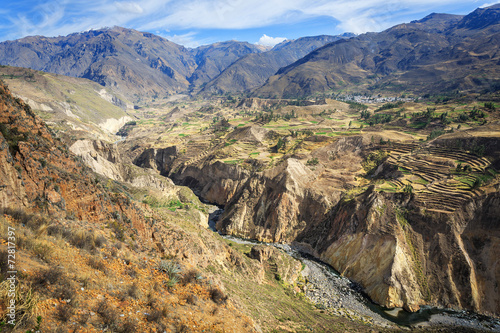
(221, 159, 499, 314)
(135, 146, 252, 206)
(136, 129, 500, 316)
(217, 158, 335, 243)
(0, 81, 144, 226)
(298, 188, 500, 315)
(222, 154, 499, 315)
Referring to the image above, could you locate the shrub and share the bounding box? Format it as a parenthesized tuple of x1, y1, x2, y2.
(32, 240, 53, 262)
(55, 303, 74, 322)
(94, 300, 118, 327)
(53, 282, 77, 301)
(34, 265, 63, 286)
(484, 102, 496, 111)
(180, 269, 202, 285)
(209, 287, 227, 305)
(108, 220, 126, 241)
(146, 307, 168, 323)
(157, 260, 181, 279)
(118, 319, 139, 332)
(165, 276, 179, 290)
(306, 158, 319, 166)
(87, 256, 107, 273)
(427, 129, 445, 141)
(185, 294, 198, 305)
(362, 150, 387, 174)
(127, 283, 142, 300)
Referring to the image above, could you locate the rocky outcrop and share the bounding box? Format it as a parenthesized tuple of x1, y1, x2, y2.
(134, 146, 252, 205)
(249, 245, 303, 285)
(173, 161, 251, 206)
(218, 158, 334, 243)
(70, 139, 125, 181)
(292, 186, 500, 315)
(133, 146, 180, 176)
(68, 139, 206, 224)
(0, 81, 154, 233)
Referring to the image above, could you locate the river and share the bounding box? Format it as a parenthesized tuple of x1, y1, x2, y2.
(208, 206, 500, 331)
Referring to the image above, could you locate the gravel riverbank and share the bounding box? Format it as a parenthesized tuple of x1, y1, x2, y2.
(210, 207, 500, 332)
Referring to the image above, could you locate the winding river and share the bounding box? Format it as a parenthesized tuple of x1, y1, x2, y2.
(208, 206, 500, 331)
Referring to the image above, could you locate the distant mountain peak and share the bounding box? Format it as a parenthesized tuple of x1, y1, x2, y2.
(457, 4, 500, 30)
(254, 5, 500, 98)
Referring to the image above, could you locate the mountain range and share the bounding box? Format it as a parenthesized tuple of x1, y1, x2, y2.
(1, 5, 498, 102)
(255, 5, 500, 98)
(0, 28, 344, 103)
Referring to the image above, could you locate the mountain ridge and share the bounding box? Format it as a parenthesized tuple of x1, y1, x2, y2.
(254, 5, 500, 98)
(0, 27, 341, 103)
(199, 34, 350, 95)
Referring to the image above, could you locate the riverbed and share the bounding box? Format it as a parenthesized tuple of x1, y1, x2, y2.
(207, 206, 500, 331)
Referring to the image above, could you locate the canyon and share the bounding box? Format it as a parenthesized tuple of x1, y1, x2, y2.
(0, 4, 500, 333)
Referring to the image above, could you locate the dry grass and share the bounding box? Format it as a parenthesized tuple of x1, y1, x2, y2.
(0, 209, 257, 332)
(0, 280, 41, 327)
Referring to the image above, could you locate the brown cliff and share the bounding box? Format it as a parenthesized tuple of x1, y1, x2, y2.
(0, 81, 144, 227)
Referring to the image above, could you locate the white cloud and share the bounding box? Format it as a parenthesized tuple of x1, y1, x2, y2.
(139, 0, 303, 30)
(158, 31, 203, 48)
(480, 1, 500, 8)
(114, 1, 144, 14)
(257, 34, 286, 47)
(0, 0, 486, 43)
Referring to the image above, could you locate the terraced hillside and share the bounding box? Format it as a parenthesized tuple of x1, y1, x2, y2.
(379, 142, 494, 213)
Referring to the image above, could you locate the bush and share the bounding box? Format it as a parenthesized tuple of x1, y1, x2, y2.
(306, 158, 319, 166)
(157, 260, 181, 279)
(34, 265, 63, 286)
(362, 150, 387, 174)
(427, 130, 445, 141)
(32, 240, 53, 262)
(108, 220, 126, 241)
(127, 283, 142, 300)
(165, 276, 179, 290)
(185, 294, 198, 305)
(55, 303, 74, 322)
(87, 256, 107, 273)
(209, 287, 227, 305)
(180, 269, 202, 285)
(484, 102, 496, 111)
(94, 300, 118, 327)
(146, 307, 168, 323)
(118, 319, 139, 332)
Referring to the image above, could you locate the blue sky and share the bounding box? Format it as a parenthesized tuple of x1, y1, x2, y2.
(0, 0, 498, 47)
